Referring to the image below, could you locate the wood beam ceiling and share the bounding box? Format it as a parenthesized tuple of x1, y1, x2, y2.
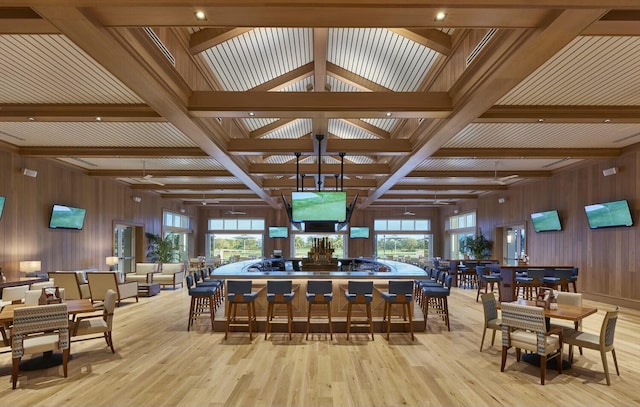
(250, 163, 389, 176)
(228, 139, 411, 156)
(432, 148, 621, 159)
(406, 170, 552, 178)
(20, 147, 206, 158)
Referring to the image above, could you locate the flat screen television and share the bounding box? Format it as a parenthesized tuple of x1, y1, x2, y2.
(291, 191, 347, 222)
(49, 204, 87, 230)
(530, 210, 562, 232)
(584, 199, 633, 229)
(268, 226, 289, 238)
(350, 226, 370, 239)
(304, 221, 336, 233)
(0, 196, 4, 219)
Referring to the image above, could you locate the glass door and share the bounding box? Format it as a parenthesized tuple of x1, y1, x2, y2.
(503, 225, 525, 266)
(114, 224, 135, 275)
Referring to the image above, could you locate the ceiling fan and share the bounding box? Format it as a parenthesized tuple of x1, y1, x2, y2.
(492, 161, 519, 185)
(396, 207, 415, 216)
(127, 160, 165, 186)
(225, 207, 246, 215)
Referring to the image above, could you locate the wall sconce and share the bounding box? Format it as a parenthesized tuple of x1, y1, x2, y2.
(20, 260, 41, 277)
(22, 168, 38, 178)
(106, 256, 119, 271)
(498, 197, 506, 204)
(602, 167, 618, 177)
(133, 196, 142, 203)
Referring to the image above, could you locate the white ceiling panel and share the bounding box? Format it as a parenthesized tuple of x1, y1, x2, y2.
(499, 36, 640, 106)
(329, 120, 379, 140)
(361, 118, 397, 132)
(201, 28, 313, 91)
(0, 122, 197, 147)
(444, 123, 640, 148)
(242, 118, 279, 132)
(260, 119, 311, 139)
(328, 28, 439, 92)
(0, 35, 143, 104)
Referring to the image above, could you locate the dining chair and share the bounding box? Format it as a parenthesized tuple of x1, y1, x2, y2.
(70, 289, 117, 353)
(11, 303, 70, 389)
(564, 307, 620, 385)
(479, 292, 501, 351)
(500, 302, 563, 385)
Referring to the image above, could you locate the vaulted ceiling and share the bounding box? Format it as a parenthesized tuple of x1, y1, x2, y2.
(1, 2, 640, 212)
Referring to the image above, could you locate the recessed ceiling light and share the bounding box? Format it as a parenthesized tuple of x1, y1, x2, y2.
(248, 112, 255, 116)
(604, 119, 611, 123)
(537, 118, 544, 123)
(28, 117, 35, 121)
(385, 112, 392, 117)
(194, 11, 207, 21)
(95, 117, 102, 122)
(435, 11, 447, 21)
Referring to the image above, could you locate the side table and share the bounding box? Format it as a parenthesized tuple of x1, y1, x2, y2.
(138, 283, 161, 297)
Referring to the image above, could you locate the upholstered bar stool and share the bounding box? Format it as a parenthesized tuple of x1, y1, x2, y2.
(305, 280, 333, 340)
(344, 280, 374, 340)
(185, 274, 216, 331)
(225, 280, 258, 340)
(475, 265, 502, 302)
(422, 275, 453, 331)
(381, 280, 414, 340)
(265, 280, 295, 340)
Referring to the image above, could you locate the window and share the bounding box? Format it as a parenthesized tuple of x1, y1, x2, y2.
(373, 218, 432, 262)
(447, 211, 476, 259)
(163, 211, 191, 261)
(206, 218, 266, 261)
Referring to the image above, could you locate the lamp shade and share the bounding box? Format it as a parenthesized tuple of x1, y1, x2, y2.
(106, 256, 119, 266)
(19, 260, 41, 273)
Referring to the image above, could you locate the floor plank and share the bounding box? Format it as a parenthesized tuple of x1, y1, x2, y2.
(0, 286, 638, 406)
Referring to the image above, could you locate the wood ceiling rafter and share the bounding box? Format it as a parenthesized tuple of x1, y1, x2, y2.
(88, 170, 231, 177)
(228, 139, 411, 156)
(388, 28, 452, 56)
(162, 193, 259, 200)
(262, 178, 376, 189)
(20, 147, 206, 158)
(380, 193, 477, 200)
(391, 184, 508, 191)
(132, 184, 249, 191)
(479, 105, 640, 123)
(250, 62, 314, 92)
(0, 104, 162, 121)
(249, 119, 297, 139)
(432, 148, 621, 159)
(250, 163, 389, 176)
(326, 62, 391, 93)
(340, 119, 390, 139)
(360, 8, 608, 208)
(189, 27, 252, 55)
(406, 170, 551, 178)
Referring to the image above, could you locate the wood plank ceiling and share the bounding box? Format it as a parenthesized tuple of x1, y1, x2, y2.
(1, 2, 640, 210)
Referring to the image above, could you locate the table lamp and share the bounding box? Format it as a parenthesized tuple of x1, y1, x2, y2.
(106, 256, 119, 271)
(20, 260, 42, 277)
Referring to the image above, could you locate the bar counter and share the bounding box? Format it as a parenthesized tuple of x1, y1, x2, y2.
(210, 259, 428, 333)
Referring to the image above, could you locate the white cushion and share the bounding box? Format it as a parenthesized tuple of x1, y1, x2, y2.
(23, 333, 61, 354)
(510, 329, 560, 354)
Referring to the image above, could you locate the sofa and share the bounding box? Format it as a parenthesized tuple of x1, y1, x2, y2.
(151, 263, 185, 289)
(87, 271, 138, 306)
(125, 263, 159, 283)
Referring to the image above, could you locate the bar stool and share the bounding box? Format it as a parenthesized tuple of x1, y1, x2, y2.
(422, 275, 453, 331)
(381, 280, 414, 340)
(305, 280, 333, 340)
(185, 274, 216, 331)
(475, 265, 502, 302)
(225, 280, 258, 340)
(515, 268, 545, 300)
(265, 280, 295, 340)
(344, 280, 374, 340)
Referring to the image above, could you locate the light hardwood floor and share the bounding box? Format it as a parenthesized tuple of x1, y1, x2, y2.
(1, 285, 638, 406)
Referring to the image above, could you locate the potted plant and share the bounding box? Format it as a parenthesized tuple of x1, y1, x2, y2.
(459, 229, 493, 260)
(145, 232, 179, 263)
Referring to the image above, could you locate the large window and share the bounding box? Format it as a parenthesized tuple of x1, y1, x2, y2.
(373, 218, 432, 263)
(447, 212, 476, 260)
(163, 211, 190, 261)
(206, 218, 265, 262)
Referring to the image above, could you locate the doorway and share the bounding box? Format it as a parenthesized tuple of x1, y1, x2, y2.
(113, 222, 145, 275)
(502, 225, 525, 266)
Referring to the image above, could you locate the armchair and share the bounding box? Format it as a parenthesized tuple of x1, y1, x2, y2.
(87, 272, 138, 306)
(70, 289, 116, 353)
(151, 263, 185, 289)
(125, 263, 159, 283)
(49, 271, 91, 300)
(11, 303, 70, 389)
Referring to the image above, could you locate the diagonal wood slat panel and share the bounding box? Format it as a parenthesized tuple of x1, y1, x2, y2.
(0, 34, 143, 104)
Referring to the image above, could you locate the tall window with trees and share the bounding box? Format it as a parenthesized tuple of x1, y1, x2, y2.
(163, 211, 190, 261)
(206, 218, 265, 262)
(373, 219, 432, 264)
(446, 212, 476, 260)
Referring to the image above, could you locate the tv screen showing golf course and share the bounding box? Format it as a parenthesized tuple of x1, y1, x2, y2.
(584, 200, 633, 229)
(291, 191, 347, 222)
(530, 210, 562, 232)
(49, 204, 87, 230)
(349, 226, 370, 239)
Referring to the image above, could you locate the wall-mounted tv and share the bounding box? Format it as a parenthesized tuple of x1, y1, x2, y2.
(291, 191, 347, 222)
(268, 226, 289, 238)
(350, 226, 370, 239)
(49, 204, 87, 230)
(0, 196, 5, 219)
(584, 199, 633, 229)
(530, 210, 562, 232)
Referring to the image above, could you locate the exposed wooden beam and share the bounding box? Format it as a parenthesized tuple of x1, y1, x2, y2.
(250, 163, 389, 176)
(189, 91, 452, 119)
(0, 104, 162, 121)
(131, 184, 249, 191)
(326, 62, 390, 92)
(263, 178, 377, 189)
(20, 147, 206, 158)
(406, 170, 552, 178)
(88, 170, 231, 177)
(189, 27, 252, 54)
(249, 119, 297, 139)
(250, 62, 314, 92)
(388, 28, 452, 56)
(432, 148, 621, 159)
(381, 193, 477, 200)
(228, 139, 411, 156)
(479, 105, 640, 123)
(340, 119, 390, 139)
(391, 184, 508, 191)
(0, 6, 59, 33)
(584, 10, 640, 35)
(162, 193, 259, 199)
